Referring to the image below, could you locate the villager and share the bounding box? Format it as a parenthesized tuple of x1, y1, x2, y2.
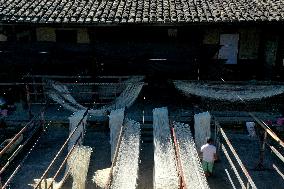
(200, 137, 217, 177)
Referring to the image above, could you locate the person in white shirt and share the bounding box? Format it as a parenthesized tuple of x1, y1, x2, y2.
(200, 137, 217, 177)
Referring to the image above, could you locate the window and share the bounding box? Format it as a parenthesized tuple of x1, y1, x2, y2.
(218, 34, 239, 64)
(55, 30, 77, 43)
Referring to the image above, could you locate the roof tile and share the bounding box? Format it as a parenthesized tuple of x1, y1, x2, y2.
(0, 0, 284, 24)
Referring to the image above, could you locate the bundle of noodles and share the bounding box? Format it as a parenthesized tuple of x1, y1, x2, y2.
(153, 107, 179, 189)
(174, 121, 209, 189)
(110, 119, 140, 189)
(68, 146, 93, 189)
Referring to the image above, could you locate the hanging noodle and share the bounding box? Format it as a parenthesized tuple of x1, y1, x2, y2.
(68, 110, 88, 151)
(110, 119, 140, 189)
(48, 92, 80, 112)
(109, 108, 125, 160)
(68, 146, 93, 189)
(194, 112, 211, 151)
(173, 121, 209, 189)
(153, 107, 179, 189)
(173, 80, 284, 101)
(97, 76, 145, 99)
(51, 81, 86, 110)
(45, 77, 144, 118)
(30, 178, 62, 189)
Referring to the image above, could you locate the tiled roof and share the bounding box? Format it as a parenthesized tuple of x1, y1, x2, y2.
(0, 0, 284, 24)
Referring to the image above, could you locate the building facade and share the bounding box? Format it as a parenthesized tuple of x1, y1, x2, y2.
(0, 0, 284, 81)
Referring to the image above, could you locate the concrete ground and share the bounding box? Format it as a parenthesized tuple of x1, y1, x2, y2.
(1, 102, 284, 189)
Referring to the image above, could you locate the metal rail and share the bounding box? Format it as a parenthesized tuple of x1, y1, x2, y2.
(248, 113, 284, 148)
(1, 111, 46, 189)
(269, 146, 284, 163)
(218, 123, 257, 189)
(171, 126, 187, 189)
(221, 144, 246, 189)
(0, 119, 42, 175)
(34, 108, 89, 188)
(0, 106, 46, 158)
(47, 137, 81, 189)
(225, 169, 237, 189)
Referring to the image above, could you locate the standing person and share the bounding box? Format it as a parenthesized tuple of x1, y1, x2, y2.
(200, 137, 217, 177)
